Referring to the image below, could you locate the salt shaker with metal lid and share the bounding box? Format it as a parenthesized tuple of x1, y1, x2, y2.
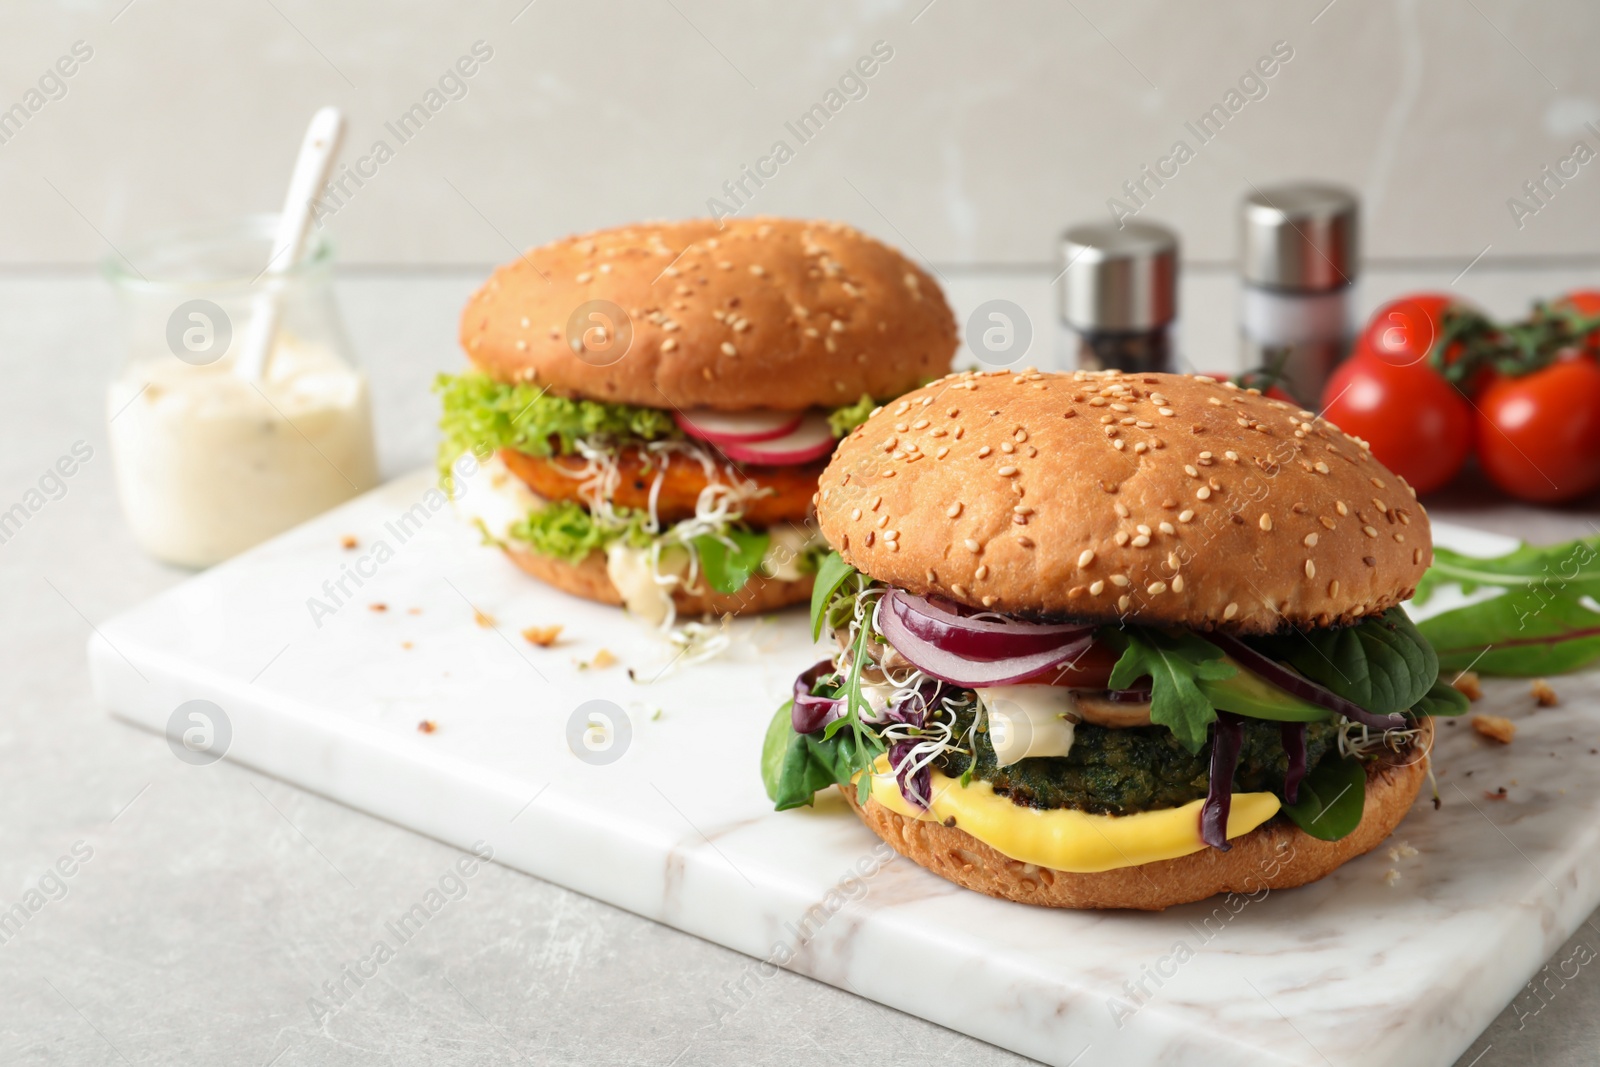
(1057, 221, 1178, 374)
(1239, 183, 1359, 402)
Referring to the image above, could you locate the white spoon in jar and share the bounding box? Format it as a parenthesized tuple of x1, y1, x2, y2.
(234, 106, 346, 381)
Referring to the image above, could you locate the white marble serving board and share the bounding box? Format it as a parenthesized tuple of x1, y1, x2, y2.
(89, 470, 1600, 1067)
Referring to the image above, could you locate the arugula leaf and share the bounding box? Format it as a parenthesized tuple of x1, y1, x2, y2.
(809, 552, 858, 641)
(1246, 608, 1435, 717)
(1419, 594, 1600, 676)
(1280, 756, 1365, 841)
(1414, 535, 1600, 605)
(762, 700, 796, 802)
(1413, 535, 1600, 677)
(1413, 677, 1470, 717)
(1106, 629, 1236, 754)
(693, 529, 770, 594)
(827, 394, 877, 438)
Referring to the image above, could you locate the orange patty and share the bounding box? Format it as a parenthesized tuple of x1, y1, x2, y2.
(500, 446, 822, 527)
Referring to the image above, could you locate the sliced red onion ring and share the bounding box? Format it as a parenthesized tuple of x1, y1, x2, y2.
(876, 594, 1095, 688)
(1209, 632, 1407, 731)
(1202, 712, 1244, 850)
(791, 660, 843, 734)
(1281, 722, 1307, 805)
(884, 589, 1094, 664)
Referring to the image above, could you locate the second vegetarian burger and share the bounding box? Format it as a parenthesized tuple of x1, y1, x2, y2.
(438, 218, 957, 626)
(762, 368, 1468, 910)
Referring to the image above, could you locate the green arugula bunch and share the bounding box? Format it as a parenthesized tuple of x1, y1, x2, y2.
(1414, 534, 1600, 676)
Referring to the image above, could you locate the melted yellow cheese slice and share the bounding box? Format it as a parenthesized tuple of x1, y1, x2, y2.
(865, 756, 1280, 874)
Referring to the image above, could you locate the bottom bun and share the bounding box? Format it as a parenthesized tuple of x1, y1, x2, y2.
(503, 544, 814, 617)
(844, 718, 1433, 911)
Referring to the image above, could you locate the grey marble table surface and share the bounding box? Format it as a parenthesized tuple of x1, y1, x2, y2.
(3, 265, 1598, 1067)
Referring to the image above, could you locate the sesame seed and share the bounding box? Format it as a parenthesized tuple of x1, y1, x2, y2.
(948, 502, 963, 517)
(1336, 501, 1349, 516)
(951, 583, 968, 597)
(1114, 531, 1131, 546)
(1131, 534, 1151, 547)
(887, 540, 900, 552)
(896, 401, 912, 415)
(1394, 532, 1406, 543)
(1111, 403, 1130, 412)
(721, 342, 737, 356)
(1225, 450, 1239, 461)
(1089, 580, 1106, 595)
(913, 419, 931, 430)
(1114, 502, 1130, 518)
(851, 508, 862, 520)
(576, 272, 592, 283)
(1001, 442, 1015, 453)
(975, 564, 989, 579)
(1172, 575, 1185, 593)
(885, 529, 898, 542)
(936, 446, 950, 459)
(515, 339, 528, 351)
(1305, 560, 1316, 578)
(866, 531, 875, 546)
(964, 538, 981, 553)
(1133, 442, 1148, 453)
(1224, 602, 1239, 620)
(997, 465, 1019, 477)
(1159, 522, 1175, 534)
(881, 469, 896, 478)
(1259, 514, 1273, 532)
(978, 446, 992, 458)
(1196, 487, 1212, 500)
(1017, 536, 1035, 548)
(1114, 440, 1126, 451)
(1078, 549, 1096, 567)
(661, 338, 679, 352)
(1304, 533, 1319, 547)
(1185, 465, 1199, 478)
(1320, 516, 1336, 529)
(1372, 477, 1386, 488)
(1118, 595, 1132, 611)
(1329, 580, 1340, 597)
(1414, 548, 1424, 564)
(1178, 509, 1195, 523)
(1363, 525, 1378, 538)
(1147, 581, 1167, 595)
(1136, 524, 1151, 536)
(1110, 574, 1130, 587)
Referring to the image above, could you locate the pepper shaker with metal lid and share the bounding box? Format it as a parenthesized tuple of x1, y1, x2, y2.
(1238, 183, 1359, 402)
(1057, 221, 1178, 374)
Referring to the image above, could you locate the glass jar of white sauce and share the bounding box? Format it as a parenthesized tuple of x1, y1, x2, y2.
(104, 215, 378, 568)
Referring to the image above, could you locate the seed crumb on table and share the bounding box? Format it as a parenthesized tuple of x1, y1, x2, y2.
(1531, 679, 1559, 707)
(1451, 671, 1482, 701)
(1472, 714, 1516, 745)
(521, 625, 563, 647)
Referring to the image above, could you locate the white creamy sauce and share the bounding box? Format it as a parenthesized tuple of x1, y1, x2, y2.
(605, 543, 689, 627)
(450, 449, 546, 542)
(976, 685, 1080, 766)
(107, 337, 378, 568)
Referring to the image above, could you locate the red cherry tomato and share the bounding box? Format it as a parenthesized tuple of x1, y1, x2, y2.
(1320, 349, 1472, 495)
(1475, 357, 1600, 503)
(1361, 294, 1458, 368)
(1555, 289, 1600, 318)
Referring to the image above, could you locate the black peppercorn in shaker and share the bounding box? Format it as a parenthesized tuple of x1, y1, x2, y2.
(1057, 221, 1178, 374)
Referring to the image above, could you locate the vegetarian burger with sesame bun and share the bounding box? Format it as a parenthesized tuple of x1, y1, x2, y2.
(761, 369, 1469, 910)
(437, 218, 957, 627)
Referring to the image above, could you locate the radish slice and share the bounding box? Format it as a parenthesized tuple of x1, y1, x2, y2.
(675, 409, 803, 444)
(719, 412, 836, 465)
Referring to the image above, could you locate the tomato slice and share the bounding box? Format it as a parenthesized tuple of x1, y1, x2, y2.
(1013, 640, 1120, 688)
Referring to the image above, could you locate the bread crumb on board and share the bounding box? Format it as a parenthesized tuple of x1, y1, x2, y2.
(1531, 679, 1560, 707)
(1472, 714, 1516, 745)
(418, 720, 437, 734)
(578, 649, 618, 671)
(473, 607, 495, 628)
(1451, 671, 1482, 701)
(1387, 840, 1418, 862)
(340, 534, 359, 550)
(1384, 868, 1402, 886)
(521, 625, 563, 647)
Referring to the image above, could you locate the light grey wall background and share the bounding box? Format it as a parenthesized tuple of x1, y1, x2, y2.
(3, 0, 1599, 270)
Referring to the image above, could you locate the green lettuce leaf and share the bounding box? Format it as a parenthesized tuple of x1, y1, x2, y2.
(1280, 756, 1365, 841)
(507, 501, 653, 564)
(827, 394, 877, 437)
(1106, 629, 1236, 754)
(761, 700, 795, 802)
(435, 371, 679, 481)
(1245, 608, 1436, 717)
(693, 529, 770, 595)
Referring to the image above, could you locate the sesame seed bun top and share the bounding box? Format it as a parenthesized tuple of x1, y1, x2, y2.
(815, 369, 1432, 633)
(459, 217, 958, 410)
